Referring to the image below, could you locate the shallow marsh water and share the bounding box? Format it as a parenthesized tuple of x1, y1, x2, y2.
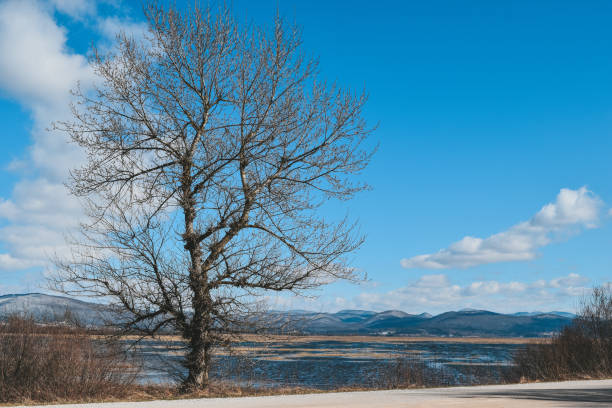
(130, 336, 530, 389)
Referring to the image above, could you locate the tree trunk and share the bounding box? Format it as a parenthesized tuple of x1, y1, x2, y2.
(183, 297, 212, 390)
(181, 163, 213, 390)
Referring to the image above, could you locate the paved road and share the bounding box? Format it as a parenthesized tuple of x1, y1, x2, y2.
(11, 379, 612, 408)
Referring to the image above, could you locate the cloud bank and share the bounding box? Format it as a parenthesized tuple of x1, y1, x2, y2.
(265, 272, 592, 314)
(401, 187, 604, 269)
(350, 273, 590, 314)
(0, 0, 96, 272)
(0, 0, 141, 273)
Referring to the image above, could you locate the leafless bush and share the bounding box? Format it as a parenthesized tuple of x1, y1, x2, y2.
(513, 285, 612, 381)
(0, 315, 137, 403)
(374, 354, 513, 389)
(375, 355, 426, 388)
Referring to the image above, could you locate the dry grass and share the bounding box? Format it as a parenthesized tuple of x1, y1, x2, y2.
(125, 383, 360, 400)
(0, 382, 374, 406)
(0, 315, 137, 404)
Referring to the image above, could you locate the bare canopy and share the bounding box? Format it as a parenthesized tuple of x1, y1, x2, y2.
(54, 3, 373, 390)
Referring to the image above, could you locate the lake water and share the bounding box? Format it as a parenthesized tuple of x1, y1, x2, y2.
(130, 336, 529, 389)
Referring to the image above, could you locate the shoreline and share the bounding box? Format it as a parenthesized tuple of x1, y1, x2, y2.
(122, 333, 548, 345)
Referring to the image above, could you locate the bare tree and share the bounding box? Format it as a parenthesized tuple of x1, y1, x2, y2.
(53, 3, 373, 390)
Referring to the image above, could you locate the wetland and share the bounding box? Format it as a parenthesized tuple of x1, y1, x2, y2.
(130, 335, 543, 389)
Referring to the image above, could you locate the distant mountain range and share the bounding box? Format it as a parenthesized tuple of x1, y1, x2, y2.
(0, 293, 575, 337)
(511, 311, 576, 319)
(271, 308, 574, 337)
(0, 293, 111, 326)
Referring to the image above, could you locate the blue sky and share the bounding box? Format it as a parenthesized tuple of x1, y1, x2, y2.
(0, 0, 611, 313)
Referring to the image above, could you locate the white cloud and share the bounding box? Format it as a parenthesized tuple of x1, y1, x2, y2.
(264, 273, 591, 314)
(0, 1, 154, 278)
(401, 187, 604, 269)
(0, 179, 81, 229)
(414, 274, 450, 288)
(0, 0, 93, 181)
(49, 0, 96, 19)
(0, 0, 93, 115)
(0, 0, 92, 272)
(0, 253, 41, 271)
(97, 15, 148, 41)
(533, 187, 602, 228)
(0, 179, 80, 271)
(351, 273, 590, 314)
(549, 273, 588, 288)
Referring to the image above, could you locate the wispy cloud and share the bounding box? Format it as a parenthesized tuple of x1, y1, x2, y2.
(401, 187, 604, 269)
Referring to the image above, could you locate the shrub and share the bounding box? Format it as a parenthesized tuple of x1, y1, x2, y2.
(0, 315, 136, 403)
(513, 285, 612, 381)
